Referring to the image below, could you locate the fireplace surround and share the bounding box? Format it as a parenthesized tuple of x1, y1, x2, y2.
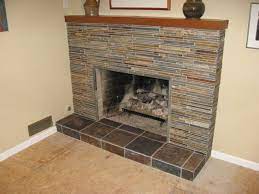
(61, 16, 228, 180)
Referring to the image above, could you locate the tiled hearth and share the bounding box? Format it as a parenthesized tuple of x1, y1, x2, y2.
(56, 114, 206, 181)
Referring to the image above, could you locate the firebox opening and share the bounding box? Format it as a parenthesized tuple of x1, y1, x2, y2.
(96, 69, 170, 136)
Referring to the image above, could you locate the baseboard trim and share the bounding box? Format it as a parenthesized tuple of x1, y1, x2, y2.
(211, 150, 259, 171)
(0, 126, 57, 162)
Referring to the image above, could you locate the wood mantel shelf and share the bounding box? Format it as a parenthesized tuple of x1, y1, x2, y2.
(65, 15, 228, 30)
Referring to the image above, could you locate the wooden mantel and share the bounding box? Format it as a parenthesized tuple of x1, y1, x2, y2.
(65, 15, 228, 30)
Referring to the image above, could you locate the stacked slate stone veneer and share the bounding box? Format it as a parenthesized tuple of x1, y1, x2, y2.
(67, 22, 226, 158)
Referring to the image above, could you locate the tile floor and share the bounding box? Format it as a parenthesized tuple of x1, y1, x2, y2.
(0, 133, 258, 194)
(56, 114, 206, 180)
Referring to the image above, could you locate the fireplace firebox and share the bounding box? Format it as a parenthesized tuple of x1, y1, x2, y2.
(95, 69, 170, 137)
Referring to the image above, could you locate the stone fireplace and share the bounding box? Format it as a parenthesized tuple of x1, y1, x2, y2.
(58, 16, 228, 180)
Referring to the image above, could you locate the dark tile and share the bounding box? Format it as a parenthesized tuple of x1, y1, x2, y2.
(64, 115, 94, 131)
(81, 134, 102, 148)
(125, 149, 151, 165)
(181, 169, 194, 181)
(102, 142, 124, 157)
(152, 159, 181, 177)
(193, 156, 206, 178)
(119, 125, 144, 135)
(56, 114, 75, 125)
(182, 153, 206, 181)
(62, 127, 80, 140)
(142, 131, 167, 142)
(80, 122, 115, 139)
(56, 124, 63, 133)
(103, 129, 138, 147)
(99, 118, 122, 128)
(153, 143, 193, 167)
(126, 136, 163, 156)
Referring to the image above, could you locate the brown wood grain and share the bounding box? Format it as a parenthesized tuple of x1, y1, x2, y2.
(65, 15, 229, 30)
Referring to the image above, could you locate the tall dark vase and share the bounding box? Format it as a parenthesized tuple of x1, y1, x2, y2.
(183, 0, 205, 19)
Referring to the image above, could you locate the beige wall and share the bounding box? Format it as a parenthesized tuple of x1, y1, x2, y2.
(0, 0, 73, 153)
(66, 0, 259, 163)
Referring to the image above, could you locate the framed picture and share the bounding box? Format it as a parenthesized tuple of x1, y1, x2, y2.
(0, 0, 8, 32)
(110, 0, 171, 10)
(247, 3, 259, 49)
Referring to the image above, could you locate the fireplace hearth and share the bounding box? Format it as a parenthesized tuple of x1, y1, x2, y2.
(56, 114, 206, 181)
(64, 16, 228, 180)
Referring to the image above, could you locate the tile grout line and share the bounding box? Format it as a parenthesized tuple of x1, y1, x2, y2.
(117, 127, 144, 136)
(140, 135, 167, 144)
(150, 143, 166, 167)
(180, 152, 195, 178)
(103, 119, 167, 143)
(101, 123, 123, 139)
(79, 121, 99, 132)
(56, 124, 64, 133)
(101, 140, 124, 152)
(98, 119, 123, 129)
(152, 155, 185, 169)
(59, 122, 95, 135)
(80, 132, 102, 144)
(61, 117, 167, 145)
(124, 130, 145, 149)
(124, 147, 151, 158)
(192, 155, 206, 174)
(100, 124, 124, 149)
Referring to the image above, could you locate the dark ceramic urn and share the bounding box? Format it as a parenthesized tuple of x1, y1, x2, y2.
(183, 0, 205, 19)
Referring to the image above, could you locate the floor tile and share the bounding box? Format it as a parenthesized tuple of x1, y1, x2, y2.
(125, 149, 151, 165)
(126, 136, 164, 156)
(103, 129, 138, 147)
(80, 122, 115, 139)
(63, 127, 80, 140)
(102, 142, 124, 157)
(81, 134, 102, 148)
(99, 118, 122, 128)
(152, 159, 181, 177)
(56, 124, 63, 133)
(153, 143, 193, 167)
(56, 114, 75, 125)
(182, 153, 206, 181)
(119, 124, 144, 135)
(142, 131, 167, 142)
(63, 115, 94, 131)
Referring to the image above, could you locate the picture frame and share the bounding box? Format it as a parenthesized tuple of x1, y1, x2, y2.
(0, 0, 8, 32)
(110, 0, 171, 10)
(247, 3, 259, 49)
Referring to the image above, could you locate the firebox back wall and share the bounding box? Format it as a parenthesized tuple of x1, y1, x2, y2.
(67, 23, 225, 157)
